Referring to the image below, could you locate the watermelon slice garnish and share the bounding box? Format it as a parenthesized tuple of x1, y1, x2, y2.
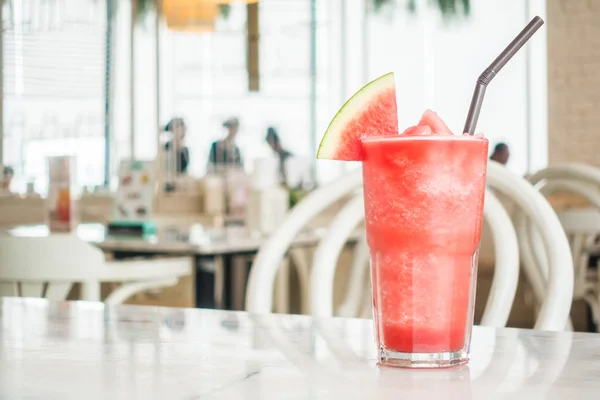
(317, 72, 398, 161)
(317, 72, 458, 161)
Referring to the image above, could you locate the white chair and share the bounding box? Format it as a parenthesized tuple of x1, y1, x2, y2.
(308, 161, 573, 331)
(310, 193, 367, 318)
(524, 164, 600, 331)
(336, 230, 370, 318)
(310, 189, 520, 328)
(245, 171, 363, 313)
(555, 209, 600, 331)
(538, 181, 600, 298)
(487, 161, 573, 330)
(520, 164, 600, 302)
(0, 235, 192, 305)
(248, 163, 573, 330)
(529, 163, 600, 189)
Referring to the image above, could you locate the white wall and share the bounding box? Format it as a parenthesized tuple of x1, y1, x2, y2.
(357, 0, 547, 176)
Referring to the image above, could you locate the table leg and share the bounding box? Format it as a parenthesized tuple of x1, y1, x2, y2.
(275, 257, 290, 314)
(586, 300, 599, 333)
(231, 255, 249, 311)
(289, 248, 310, 315)
(214, 256, 225, 309)
(81, 281, 101, 302)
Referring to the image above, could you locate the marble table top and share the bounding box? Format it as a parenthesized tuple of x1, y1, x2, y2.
(1, 298, 599, 399)
(3, 224, 351, 256)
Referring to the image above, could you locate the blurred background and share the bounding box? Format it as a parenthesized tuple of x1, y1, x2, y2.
(0, 0, 549, 194)
(1, 0, 600, 334)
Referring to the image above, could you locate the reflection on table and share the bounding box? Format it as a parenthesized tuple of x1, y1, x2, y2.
(1, 298, 599, 398)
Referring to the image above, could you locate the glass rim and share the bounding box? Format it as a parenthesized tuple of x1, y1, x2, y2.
(361, 135, 488, 143)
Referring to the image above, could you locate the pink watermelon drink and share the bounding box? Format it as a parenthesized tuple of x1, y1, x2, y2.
(317, 72, 488, 368)
(363, 134, 487, 359)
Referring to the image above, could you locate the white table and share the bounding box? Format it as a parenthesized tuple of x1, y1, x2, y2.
(4, 224, 354, 311)
(4, 223, 337, 256)
(1, 298, 598, 399)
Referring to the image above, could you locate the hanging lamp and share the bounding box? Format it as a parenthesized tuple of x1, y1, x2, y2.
(162, 0, 218, 33)
(215, 0, 259, 3)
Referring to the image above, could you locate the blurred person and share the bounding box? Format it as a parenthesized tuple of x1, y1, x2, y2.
(265, 127, 292, 184)
(490, 142, 510, 165)
(164, 117, 190, 174)
(208, 117, 243, 170)
(2, 166, 14, 192)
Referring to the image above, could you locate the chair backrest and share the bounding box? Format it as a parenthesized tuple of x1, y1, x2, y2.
(247, 162, 573, 330)
(245, 171, 363, 313)
(0, 235, 106, 300)
(527, 165, 600, 268)
(476, 189, 521, 327)
(531, 176, 600, 300)
(523, 165, 600, 306)
(309, 193, 366, 318)
(311, 161, 572, 331)
(336, 230, 369, 318)
(488, 161, 573, 331)
(529, 163, 600, 188)
(310, 189, 520, 328)
(527, 163, 600, 258)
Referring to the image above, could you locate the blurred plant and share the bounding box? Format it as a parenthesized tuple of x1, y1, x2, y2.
(373, 0, 470, 17)
(218, 4, 231, 18)
(136, 0, 155, 19)
(288, 187, 308, 208)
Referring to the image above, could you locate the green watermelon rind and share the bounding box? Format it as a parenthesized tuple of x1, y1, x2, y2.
(316, 72, 395, 160)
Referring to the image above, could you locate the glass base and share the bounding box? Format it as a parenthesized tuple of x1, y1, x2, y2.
(378, 347, 468, 369)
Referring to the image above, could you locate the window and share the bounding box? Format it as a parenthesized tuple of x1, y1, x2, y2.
(2, 0, 108, 194)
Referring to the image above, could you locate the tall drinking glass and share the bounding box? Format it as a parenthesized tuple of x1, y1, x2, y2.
(362, 135, 489, 368)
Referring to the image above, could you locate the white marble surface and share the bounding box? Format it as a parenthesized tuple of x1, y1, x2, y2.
(3, 224, 349, 256)
(1, 298, 599, 399)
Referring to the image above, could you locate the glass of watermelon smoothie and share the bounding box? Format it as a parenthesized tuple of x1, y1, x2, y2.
(317, 73, 488, 368)
(362, 126, 488, 368)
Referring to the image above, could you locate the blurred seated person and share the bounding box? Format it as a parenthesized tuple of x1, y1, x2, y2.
(490, 142, 510, 166)
(265, 127, 292, 184)
(164, 118, 190, 174)
(208, 117, 243, 172)
(163, 118, 190, 192)
(1, 166, 14, 193)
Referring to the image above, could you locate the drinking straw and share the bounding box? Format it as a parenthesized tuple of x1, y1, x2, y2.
(463, 16, 544, 135)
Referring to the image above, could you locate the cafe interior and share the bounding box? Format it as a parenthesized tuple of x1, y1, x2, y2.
(0, 0, 599, 397)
